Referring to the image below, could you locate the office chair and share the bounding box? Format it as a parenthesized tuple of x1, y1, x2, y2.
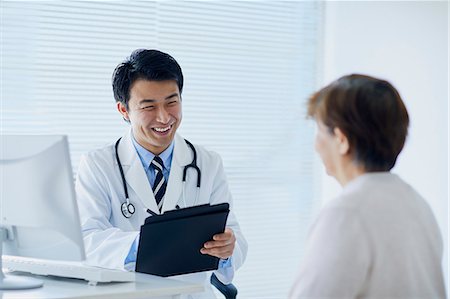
(211, 273, 238, 299)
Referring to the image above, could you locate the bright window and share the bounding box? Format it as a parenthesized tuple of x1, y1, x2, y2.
(1, 2, 323, 296)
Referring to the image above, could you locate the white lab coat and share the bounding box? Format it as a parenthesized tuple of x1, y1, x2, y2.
(290, 172, 446, 298)
(75, 130, 247, 298)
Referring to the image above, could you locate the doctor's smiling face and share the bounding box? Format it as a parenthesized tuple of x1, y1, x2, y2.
(112, 49, 184, 155)
(118, 79, 182, 155)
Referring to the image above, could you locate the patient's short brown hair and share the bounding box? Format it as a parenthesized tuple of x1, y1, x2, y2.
(308, 74, 409, 171)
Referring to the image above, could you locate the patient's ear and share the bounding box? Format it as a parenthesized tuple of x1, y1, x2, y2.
(333, 127, 350, 155)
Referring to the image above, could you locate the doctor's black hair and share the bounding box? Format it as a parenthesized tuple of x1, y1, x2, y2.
(112, 49, 184, 110)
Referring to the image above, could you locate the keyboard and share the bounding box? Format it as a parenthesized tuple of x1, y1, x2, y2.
(2, 255, 136, 285)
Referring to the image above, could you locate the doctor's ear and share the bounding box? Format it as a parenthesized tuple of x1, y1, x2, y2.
(333, 127, 350, 155)
(117, 102, 130, 122)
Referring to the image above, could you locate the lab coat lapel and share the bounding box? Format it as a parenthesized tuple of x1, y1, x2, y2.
(117, 130, 160, 214)
(162, 134, 191, 213)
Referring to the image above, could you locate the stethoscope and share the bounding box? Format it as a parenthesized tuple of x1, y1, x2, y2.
(115, 137, 201, 218)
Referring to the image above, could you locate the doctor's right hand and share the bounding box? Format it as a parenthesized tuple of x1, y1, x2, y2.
(200, 227, 236, 259)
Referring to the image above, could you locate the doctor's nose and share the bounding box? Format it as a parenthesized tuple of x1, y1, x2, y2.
(155, 107, 170, 123)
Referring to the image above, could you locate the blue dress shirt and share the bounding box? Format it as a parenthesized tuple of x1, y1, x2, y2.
(132, 136, 174, 186)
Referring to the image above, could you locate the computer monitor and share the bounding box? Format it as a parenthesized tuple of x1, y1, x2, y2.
(0, 135, 86, 289)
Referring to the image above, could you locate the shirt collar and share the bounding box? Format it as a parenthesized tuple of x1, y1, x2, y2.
(131, 134, 174, 171)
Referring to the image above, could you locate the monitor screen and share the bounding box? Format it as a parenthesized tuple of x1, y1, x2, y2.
(0, 135, 85, 261)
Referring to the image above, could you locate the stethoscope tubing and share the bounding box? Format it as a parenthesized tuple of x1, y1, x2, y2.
(115, 137, 201, 218)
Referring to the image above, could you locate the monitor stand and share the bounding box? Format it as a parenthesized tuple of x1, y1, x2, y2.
(0, 227, 43, 290)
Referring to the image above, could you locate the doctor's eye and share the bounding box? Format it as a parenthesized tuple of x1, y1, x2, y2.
(141, 106, 155, 111)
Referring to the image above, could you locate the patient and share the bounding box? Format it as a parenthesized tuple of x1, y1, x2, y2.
(290, 74, 446, 298)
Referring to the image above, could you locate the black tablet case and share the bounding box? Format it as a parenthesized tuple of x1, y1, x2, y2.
(136, 203, 230, 277)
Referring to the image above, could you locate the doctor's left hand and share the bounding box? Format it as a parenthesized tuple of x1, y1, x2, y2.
(200, 227, 235, 259)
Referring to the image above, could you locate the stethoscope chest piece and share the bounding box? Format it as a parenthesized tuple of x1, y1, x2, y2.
(121, 201, 135, 218)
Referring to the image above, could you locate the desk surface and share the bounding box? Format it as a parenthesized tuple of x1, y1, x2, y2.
(0, 272, 204, 299)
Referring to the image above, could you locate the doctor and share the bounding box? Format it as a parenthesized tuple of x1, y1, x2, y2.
(75, 49, 247, 298)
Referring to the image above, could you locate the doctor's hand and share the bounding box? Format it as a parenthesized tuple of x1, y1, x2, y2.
(200, 227, 235, 259)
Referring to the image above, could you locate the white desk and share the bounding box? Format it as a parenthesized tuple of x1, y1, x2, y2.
(0, 272, 204, 299)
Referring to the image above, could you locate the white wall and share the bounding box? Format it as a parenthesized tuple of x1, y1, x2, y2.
(321, 0, 449, 287)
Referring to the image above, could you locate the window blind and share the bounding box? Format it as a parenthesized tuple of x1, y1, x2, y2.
(1, 1, 323, 297)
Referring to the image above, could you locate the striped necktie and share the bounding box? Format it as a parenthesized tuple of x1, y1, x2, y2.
(151, 156, 167, 212)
